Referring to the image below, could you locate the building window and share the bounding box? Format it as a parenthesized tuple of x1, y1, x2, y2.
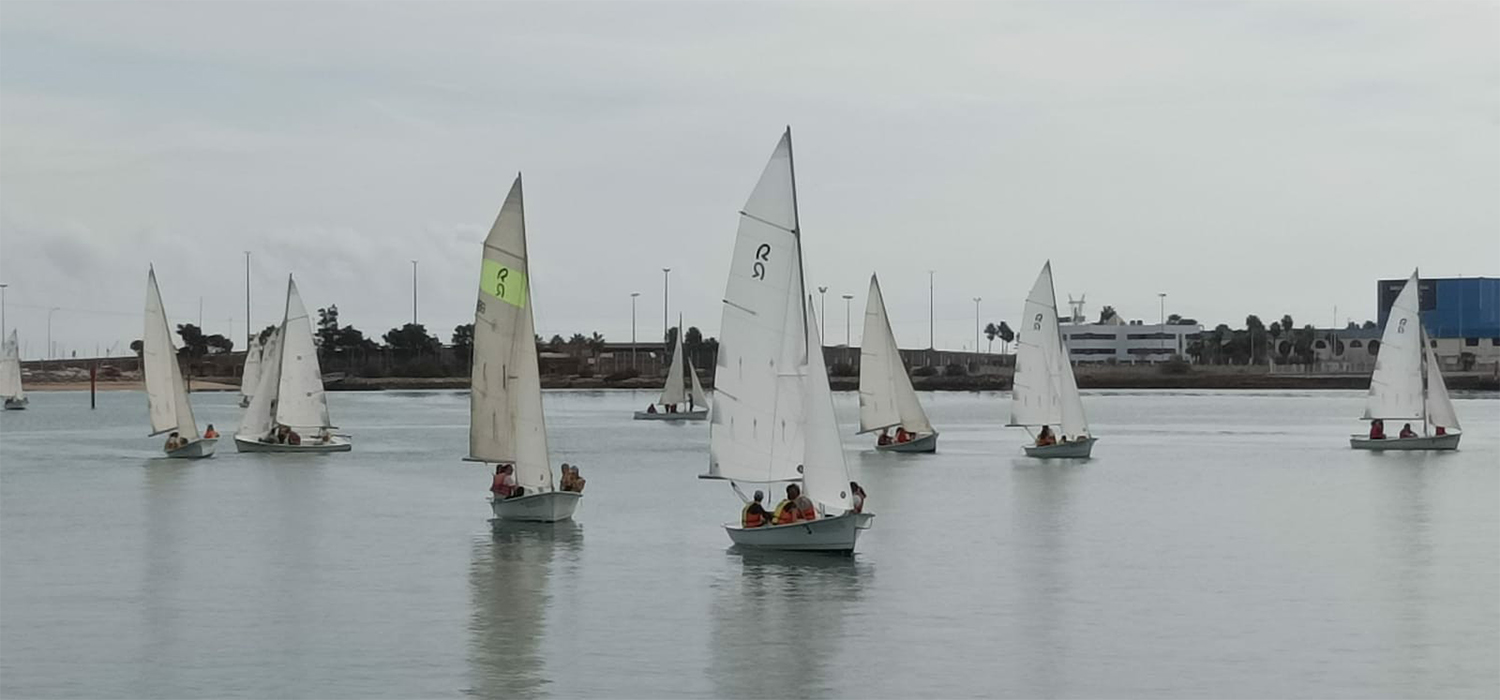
(1465, 338, 1480, 347)
(1431, 339, 1438, 348)
(1349, 340, 1363, 348)
(1069, 348, 1116, 355)
(1314, 340, 1327, 349)
(1126, 332, 1175, 341)
(1068, 333, 1117, 341)
(1492, 338, 1500, 346)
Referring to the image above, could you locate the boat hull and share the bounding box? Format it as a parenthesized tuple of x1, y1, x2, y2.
(633, 409, 708, 421)
(1350, 433, 1461, 451)
(3, 397, 26, 410)
(491, 491, 582, 522)
(1024, 437, 1097, 459)
(724, 511, 870, 553)
(233, 434, 353, 453)
(875, 432, 938, 453)
(166, 437, 217, 459)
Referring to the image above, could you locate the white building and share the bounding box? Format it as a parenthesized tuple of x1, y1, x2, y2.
(1060, 320, 1202, 363)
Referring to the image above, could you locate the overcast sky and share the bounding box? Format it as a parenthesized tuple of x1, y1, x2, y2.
(2, 1, 1496, 359)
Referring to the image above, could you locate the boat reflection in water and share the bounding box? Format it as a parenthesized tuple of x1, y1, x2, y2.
(709, 550, 871, 697)
(1009, 459, 1082, 696)
(466, 521, 581, 699)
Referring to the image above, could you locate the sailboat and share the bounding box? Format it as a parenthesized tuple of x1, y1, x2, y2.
(469, 175, 581, 522)
(1, 330, 28, 410)
(702, 129, 872, 552)
(233, 275, 351, 453)
(634, 321, 710, 421)
(239, 335, 262, 408)
(859, 274, 938, 452)
(1008, 261, 1097, 458)
(143, 267, 216, 458)
(1351, 270, 1461, 451)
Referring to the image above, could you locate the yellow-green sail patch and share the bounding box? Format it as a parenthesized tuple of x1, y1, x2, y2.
(481, 259, 528, 308)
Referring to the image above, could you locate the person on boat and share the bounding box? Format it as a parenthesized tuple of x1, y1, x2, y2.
(491, 464, 521, 499)
(203, 424, 218, 439)
(569, 466, 586, 493)
(559, 463, 574, 491)
(741, 490, 770, 528)
(772, 486, 801, 525)
(877, 429, 892, 446)
(792, 485, 817, 521)
(895, 427, 912, 443)
(1399, 423, 1417, 439)
(1436, 426, 1447, 436)
(1036, 426, 1057, 447)
(1368, 420, 1385, 440)
(850, 481, 867, 514)
(284, 427, 302, 446)
(646, 404, 657, 414)
(165, 432, 182, 450)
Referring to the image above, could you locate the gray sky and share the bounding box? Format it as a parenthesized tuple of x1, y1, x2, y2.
(2, 1, 1496, 359)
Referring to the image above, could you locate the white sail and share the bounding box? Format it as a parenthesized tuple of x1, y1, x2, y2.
(858, 274, 933, 434)
(688, 358, 709, 408)
(658, 326, 688, 406)
(801, 299, 853, 513)
(0, 331, 23, 401)
(1009, 261, 1089, 436)
(274, 277, 333, 431)
(469, 175, 554, 493)
(707, 130, 807, 483)
(1423, 332, 1461, 431)
(237, 328, 282, 439)
(240, 336, 262, 403)
(1363, 270, 1425, 421)
(143, 268, 199, 438)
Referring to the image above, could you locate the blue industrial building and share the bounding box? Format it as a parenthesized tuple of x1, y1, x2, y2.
(1377, 276, 1500, 339)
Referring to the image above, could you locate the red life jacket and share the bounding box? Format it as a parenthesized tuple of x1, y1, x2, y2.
(742, 504, 766, 528)
(774, 501, 797, 524)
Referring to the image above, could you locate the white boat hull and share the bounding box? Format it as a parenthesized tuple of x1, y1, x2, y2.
(875, 431, 938, 453)
(633, 409, 708, 421)
(166, 437, 217, 459)
(490, 491, 582, 522)
(1350, 433, 1461, 451)
(3, 397, 26, 410)
(1024, 437, 1097, 459)
(723, 511, 870, 553)
(233, 434, 353, 453)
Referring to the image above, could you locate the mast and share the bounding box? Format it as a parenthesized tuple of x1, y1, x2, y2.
(785, 126, 809, 357)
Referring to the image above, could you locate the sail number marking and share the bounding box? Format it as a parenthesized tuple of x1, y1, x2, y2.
(752, 244, 771, 280)
(480, 259, 528, 308)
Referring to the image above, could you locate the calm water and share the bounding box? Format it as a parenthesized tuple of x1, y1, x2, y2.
(2, 388, 1497, 699)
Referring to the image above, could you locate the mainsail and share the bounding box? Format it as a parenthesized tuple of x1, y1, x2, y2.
(706, 130, 807, 484)
(858, 274, 933, 435)
(688, 358, 709, 408)
(240, 336, 262, 405)
(1362, 270, 1425, 421)
(1009, 261, 1089, 437)
(659, 325, 688, 406)
(238, 328, 282, 439)
(0, 330, 24, 402)
(469, 175, 555, 494)
(143, 267, 199, 439)
(274, 277, 333, 432)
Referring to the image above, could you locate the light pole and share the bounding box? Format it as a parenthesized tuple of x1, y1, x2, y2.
(630, 292, 640, 369)
(818, 286, 828, 343)
(662, 268, 671, 344)
(928, 270, 935, 349)
(411, 260, 419, 326)
(842, 294, 854, 346)
(47, 307, 58, 360)
(244, 251, 251, 345)
(973, 297, 982, 354)
(1158, 292, 1167, 360)
(0, 283, 8, 338)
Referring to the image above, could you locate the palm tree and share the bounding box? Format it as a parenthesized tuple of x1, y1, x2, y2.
(983, 323, 1000, 353)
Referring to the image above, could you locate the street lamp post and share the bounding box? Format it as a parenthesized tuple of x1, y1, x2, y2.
(0, 283, 8, 338)
(817, 286, 828, 344)
(662, 268, 671, 344)
(928, 270, 935, 349)
(973, 297, 982, 354)
(1158, 292, 1167, 360)
(842, 294, 854, 346)
(630, 292, 640, 369)
(411, 260, 419, 326)
(47, 307, 59, 360)
(244, 251, 251, 345)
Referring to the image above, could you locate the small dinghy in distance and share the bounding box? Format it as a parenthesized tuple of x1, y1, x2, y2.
(0, 330, 27, 410)
(1351, 270, 1461, 451)
(143, 267, 216, 459)
(469, 175, 581, 523)
(233, 276, 351, 453)
(1009, 261, 1097, 459)
(703, 129, 870, 553)
(633, 321, 709, 421)
(859, 274, 938, 453)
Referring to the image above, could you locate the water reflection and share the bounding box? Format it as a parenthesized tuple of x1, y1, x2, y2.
(467, 521, 582, 699)
(138, 461, 193, 694)
(1371, 457, 1435, 693)
(710, 551, 870, 697)
(1009, 460, 1083, 696)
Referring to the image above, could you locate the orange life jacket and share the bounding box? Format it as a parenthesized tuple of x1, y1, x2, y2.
(773, 501, 797, 524)
(742, 504, 766, 528)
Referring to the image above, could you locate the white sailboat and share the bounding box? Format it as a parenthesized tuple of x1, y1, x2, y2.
(470, 175, 581, 522)
(703, 129, 872, 552)
(859, 274, 938, 452)
(239, 335, 262, 408)
(634, 321, 709, 421)
(1351, 270, 1461, 451)
(143, 267, 216, 458)
(233, 275, 351, 453)
(1, 330, 28, 410)
(1008, 261, 1097, 458)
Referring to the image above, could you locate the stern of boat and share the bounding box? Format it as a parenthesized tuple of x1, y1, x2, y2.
(166, 437, 217, 459)
(723, 511, 864, 552)
(1350, 433, 1461, 451)
(875, 432, 938, 453)
(1023, 436, 1097, 459)
(491, 490, 582, 522)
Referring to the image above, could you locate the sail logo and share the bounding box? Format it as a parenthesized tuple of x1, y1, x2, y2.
(1396, 318, 1407, 334)
(480, 259, 528, 308)
(752, 244, 771, 280)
